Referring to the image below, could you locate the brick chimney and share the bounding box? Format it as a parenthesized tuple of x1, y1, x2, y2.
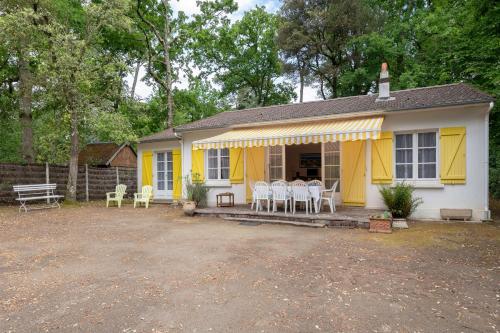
(376, 62, 394, 102)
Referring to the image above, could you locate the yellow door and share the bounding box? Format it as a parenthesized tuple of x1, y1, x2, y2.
(245, 147, 265, 203)
(341, 141, 366, 206)
(172, 149, 182, 200)
(142, 151, 153, 187)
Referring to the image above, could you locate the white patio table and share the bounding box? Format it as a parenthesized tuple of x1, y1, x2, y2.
(284, 183, 321, 214)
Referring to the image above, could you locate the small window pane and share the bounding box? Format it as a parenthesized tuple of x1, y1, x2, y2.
(221, 155, 229, 168)
(208, 169, 218, 179)
(396, 164, 413, 179)
(418, 164, 436, 178)
(418, 132, 436, 147)
(396, 134, 412, 148)
(221, 168, 229, 180)
(396, 150, 412, 163)
(418, 148, 436, 163)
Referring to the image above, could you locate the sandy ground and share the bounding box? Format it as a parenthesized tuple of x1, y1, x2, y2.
(0, 202, 499, 333)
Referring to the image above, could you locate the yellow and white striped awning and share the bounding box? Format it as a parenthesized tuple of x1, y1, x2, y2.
(192, 116, 384, 150)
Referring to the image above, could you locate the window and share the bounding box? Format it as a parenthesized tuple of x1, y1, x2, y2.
(324, 142, 340, 192)
(418, 133, 437, 178)
(156, 152, 173, 191)
(395, 132, 437, 180)
(395, 134, 413, 179)
(269, 146, 283, 181)
(207, 148, 229, 180)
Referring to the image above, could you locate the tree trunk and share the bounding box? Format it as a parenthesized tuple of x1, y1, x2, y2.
(299, 71, 304, 103)
(319, 77, 326, 100)
(130, 60, 141, 98)
(162, 0, 174, 129)
(66, 90, 79, 201)
(18, 53, 34, 163)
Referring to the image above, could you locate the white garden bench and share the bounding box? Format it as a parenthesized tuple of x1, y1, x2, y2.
(13, 183, 64, 212)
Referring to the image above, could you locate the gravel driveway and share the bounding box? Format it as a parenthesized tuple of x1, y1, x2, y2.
(0, 203, 498, 332)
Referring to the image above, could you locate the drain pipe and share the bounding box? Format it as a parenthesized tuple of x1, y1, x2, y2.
(175, 131, 184, 201)
(484, 102, 494, 220)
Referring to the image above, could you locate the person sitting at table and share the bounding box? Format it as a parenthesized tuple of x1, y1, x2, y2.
(292, 172, 306, 181)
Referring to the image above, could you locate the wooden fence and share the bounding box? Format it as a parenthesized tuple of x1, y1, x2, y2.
(0, 163, 137, 203)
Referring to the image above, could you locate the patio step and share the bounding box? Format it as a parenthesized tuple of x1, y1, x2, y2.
(223, 217, 326, 228)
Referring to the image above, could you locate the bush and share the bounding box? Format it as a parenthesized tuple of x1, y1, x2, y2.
(184, 173, 209, 207)
(379, 183, 422, 219)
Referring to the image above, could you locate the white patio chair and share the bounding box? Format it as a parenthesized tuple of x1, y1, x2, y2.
(134, 185, 153, 208)
(291, 180, 311, 215)
(307, 180, 324, 214)
(254, 181, 271, 212)
(320, 180, 339, 213)
(106, 184, 127, 208)
(271, 180, 292, 214)
(249, 180, 257, 210)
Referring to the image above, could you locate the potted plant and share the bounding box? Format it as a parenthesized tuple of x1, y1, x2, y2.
(378, 182, 423, 229)
(183, 173, 209, 216)
(369, 211, 393, 233)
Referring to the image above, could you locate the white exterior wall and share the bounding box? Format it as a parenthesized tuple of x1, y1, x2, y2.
(140, 103, 491, 220)
(366, 104, 490, 220)
(137, 140, 181, 197)
(181, 129, 247, 206)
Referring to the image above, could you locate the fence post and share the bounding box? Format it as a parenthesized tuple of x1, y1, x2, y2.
(116, 166, 119, 185)
(85, 164, 89, 202)
(45, 162, 50, 204)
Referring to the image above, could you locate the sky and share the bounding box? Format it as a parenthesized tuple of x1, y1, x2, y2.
(128, 0, 319, 103)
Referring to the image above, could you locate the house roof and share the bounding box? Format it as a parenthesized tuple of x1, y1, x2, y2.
(78, 143, 136, 166)
(138, 128, 178, 143)
(175, 83, 493, 132)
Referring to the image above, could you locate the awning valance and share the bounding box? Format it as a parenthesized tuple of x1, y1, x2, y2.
(192, 116, 384, 150)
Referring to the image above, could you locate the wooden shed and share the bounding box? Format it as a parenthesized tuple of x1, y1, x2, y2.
(79, 143, 137, 168)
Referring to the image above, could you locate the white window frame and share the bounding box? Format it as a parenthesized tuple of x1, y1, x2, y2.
(322, 142, 341, 192)
(394, 130, 439, 182)
(268, 145, 285, 182)
(205, 148, 230, 182)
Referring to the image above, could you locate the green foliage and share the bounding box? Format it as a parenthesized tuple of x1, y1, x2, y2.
(379, 183, 423, 219)
(184, 173, 210, 207)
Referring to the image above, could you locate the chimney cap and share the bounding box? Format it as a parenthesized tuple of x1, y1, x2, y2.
(381, 62, 388, 71)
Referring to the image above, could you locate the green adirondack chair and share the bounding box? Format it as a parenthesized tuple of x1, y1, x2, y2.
(134, 185, 153, 208)
(106, 184, 127, 208)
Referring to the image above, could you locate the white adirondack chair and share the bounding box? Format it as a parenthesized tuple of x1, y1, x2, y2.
(291, 180, 311, 215)
(134, 185, 153, 208)
(271, 180, 291, 213)
(254, 181, 271, 212)
(106, 184, 127, 208)
(320, 180, 339, 213)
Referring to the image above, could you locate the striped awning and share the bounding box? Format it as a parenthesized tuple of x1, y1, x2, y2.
(192, 116, 384, 150)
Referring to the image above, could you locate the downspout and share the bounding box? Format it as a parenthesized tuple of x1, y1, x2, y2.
(484, 102, 494, 220)
(175, 131, 184, 201)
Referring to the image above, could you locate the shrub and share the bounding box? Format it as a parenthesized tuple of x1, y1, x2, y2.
(379, 183, 422, 219)
(184, 173, 209, 207)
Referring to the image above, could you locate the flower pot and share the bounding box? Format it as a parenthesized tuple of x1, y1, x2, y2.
(183, 201, 197, 216)
(392, 218, 408, 229)
(369, 217, 392, 234)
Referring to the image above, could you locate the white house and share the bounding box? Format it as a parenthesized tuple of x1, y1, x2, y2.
(137, 65, 494, 221)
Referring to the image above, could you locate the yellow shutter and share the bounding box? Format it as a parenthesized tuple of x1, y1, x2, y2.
(230, 148, 244, 184)
(440, 127, 466, 184)
(191, 148, 205, 182)
(172, 148, 182, 200)
(341, 141, 366, 206)
(142, 150, 153, 186)
(245, 147, 265, 203)
(371, 131, 393, 184)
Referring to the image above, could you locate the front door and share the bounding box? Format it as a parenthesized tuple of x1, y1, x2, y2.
(154, 151, 173, 199)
